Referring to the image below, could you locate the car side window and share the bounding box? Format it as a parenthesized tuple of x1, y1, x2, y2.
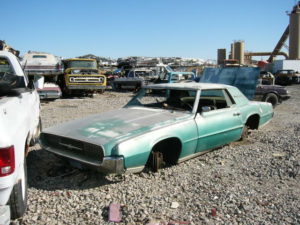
(197, 89, 235, 113)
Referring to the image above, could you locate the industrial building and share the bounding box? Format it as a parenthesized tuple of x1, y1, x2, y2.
(217, 1, 300, 73)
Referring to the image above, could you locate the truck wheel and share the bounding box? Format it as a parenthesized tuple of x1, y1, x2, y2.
(264, 93, 278, 107)
(9, 158, 28, 219)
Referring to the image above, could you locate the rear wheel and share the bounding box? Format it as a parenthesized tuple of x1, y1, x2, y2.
(9, 158, 28, 219)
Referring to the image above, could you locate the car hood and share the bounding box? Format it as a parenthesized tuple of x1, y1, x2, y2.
(42, 107, 191, 153)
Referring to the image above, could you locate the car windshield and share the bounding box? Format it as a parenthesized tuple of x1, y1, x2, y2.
(66, 60, 97, 69)
(126, 88, 197, 112)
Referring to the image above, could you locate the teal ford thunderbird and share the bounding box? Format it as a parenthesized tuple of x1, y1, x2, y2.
(40, 83, 273, 173)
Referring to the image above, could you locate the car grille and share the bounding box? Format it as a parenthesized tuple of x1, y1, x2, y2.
(69, 76, 105, 84)
(43, 133, 104, 162)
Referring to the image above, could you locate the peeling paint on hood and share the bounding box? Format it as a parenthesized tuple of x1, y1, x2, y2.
(43, 107, 192, 152)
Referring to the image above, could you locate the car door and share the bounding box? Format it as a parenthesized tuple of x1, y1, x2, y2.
(194, 89, 243, 152)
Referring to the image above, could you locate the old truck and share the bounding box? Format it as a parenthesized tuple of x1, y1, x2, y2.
(59, 58, 107, 96)
(0, 51, 41, 224)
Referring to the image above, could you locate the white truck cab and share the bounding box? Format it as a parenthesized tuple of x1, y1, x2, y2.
(0, 51, 41, 224)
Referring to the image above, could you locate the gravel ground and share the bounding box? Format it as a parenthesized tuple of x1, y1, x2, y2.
(12, 87, 300, 225)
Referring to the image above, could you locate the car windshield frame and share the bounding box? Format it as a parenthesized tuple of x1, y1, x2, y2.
(125, 87, 198, 114)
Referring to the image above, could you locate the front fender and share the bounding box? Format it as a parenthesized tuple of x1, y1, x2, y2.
(115, 119, 198, 170)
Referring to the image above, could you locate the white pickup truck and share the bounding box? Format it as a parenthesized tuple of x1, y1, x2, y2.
(0, 51, 41, 224)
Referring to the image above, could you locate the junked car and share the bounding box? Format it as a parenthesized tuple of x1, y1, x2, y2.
(112, 68, 157, 91)
(40, 83, 273, 174)
(274, 69, 300, 85)
(21, 51, 63, 76)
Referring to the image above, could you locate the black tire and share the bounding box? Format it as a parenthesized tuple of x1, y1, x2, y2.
(9, 158, 28, 219)
(264, 93, 279, 107)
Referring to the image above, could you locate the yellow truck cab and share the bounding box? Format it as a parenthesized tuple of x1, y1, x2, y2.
(60, 58, 106, 95)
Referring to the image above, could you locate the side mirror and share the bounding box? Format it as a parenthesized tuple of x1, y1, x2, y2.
(202, 106, 212, 113)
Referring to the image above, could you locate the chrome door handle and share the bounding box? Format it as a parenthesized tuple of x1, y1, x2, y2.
(233, 112, 241, 116)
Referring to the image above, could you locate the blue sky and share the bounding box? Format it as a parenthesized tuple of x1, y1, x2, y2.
(1, 0, 296, 60)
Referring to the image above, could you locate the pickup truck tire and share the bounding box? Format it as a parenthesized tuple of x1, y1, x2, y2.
(9, 158, 28, 219)
(263, 93, 278, 108)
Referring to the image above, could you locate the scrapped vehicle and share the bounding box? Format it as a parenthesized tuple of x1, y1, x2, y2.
(112, 69, 156, 91)
(254, 80, 290, 106)
(104, 71, 120, 87)
(40, 83, 273, 175)
(0, 51, 41, 223)
(21, 51, 63, 100)
(200, 67, 290, 107)
(259, 71, 275, 85)
(59, 58, 106, 95)
(21, 51, 63, 76)
(33, 76, 62, 100)
(274, 69, 300, 85)
(155, 65, 195, 84)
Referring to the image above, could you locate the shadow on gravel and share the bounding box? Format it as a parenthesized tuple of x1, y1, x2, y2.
(27, 149, 124, 191)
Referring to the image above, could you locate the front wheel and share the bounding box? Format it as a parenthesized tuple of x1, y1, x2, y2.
(8, 158, 28, 219)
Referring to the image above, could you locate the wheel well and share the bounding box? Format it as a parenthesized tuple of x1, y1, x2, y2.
(151, 138, 182, 165)
(246, 114, 260, 130)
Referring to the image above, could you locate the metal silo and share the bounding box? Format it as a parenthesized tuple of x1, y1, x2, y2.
(217, 48, 226, 65)
(289, 2, 300, 59)
(230, 43, 235, 59)
(234, 41, 245, 65)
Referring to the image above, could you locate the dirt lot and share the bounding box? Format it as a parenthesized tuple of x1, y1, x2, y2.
(13, 87, 300, 225)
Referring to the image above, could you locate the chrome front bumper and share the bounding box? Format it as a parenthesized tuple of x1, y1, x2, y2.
(96, 157, 124, 174)
(38, 91, 62, 99)
(67, 85, 106, 90)
(41, 142, 124, 174)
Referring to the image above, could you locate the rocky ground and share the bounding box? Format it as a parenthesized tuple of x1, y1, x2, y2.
(12, 87, 300, 225)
